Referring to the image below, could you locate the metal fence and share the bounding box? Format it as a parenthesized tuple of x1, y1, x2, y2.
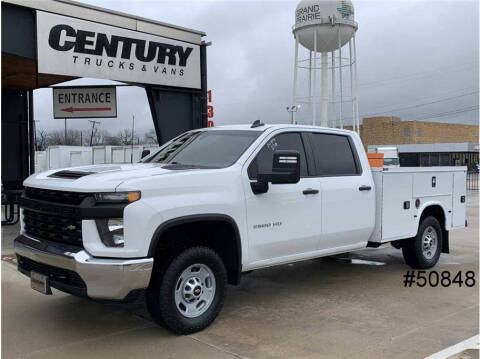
(467, 171, 479, 191)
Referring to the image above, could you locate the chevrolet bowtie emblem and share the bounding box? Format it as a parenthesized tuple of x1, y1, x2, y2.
(66, 224, 76, 231)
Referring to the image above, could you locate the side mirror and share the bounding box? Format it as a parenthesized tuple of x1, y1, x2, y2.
(141, 149, 151, 159)
(251, 150, 301, 194)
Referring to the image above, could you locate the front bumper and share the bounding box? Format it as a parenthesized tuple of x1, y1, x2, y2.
(14, 235, 153, 300)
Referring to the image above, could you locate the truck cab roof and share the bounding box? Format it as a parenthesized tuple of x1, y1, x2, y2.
(204, 123, 357, 135)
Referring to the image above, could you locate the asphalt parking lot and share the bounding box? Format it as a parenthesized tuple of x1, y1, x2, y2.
(2, 194, 479, 359)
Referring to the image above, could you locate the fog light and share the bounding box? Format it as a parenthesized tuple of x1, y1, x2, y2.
(96, 218, 124, 247)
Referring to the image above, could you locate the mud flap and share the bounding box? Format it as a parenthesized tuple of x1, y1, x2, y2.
(442, 230, 449, 254)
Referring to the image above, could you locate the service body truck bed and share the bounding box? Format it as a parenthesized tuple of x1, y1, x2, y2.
(370, 167, 467, 243)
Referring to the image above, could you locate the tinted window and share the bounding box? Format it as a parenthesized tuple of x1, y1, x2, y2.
(248, 132, 308, 179)
(309, 133, 359, 176)
(146, 130, 260, 168)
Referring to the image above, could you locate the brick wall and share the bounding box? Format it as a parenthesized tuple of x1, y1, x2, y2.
(345, 116, 479, 150)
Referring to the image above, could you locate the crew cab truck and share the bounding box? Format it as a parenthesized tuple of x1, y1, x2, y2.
(14, 123, 467, 334)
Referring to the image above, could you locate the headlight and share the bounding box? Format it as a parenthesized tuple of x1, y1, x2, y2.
(95, 191, 141, 203)
(95, 218, 124, 247)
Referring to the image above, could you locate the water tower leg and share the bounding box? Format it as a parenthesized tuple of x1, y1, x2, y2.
(308, 50, 312, 122)
(291, 36, 299, 124)
(353, 33, 360, 137)
(320, 52, 328, 127)
(331, 50, 336, 128)
(338, 27, 343, 129)
(312, 29, 317, 126)
(349, 39, 356, 133)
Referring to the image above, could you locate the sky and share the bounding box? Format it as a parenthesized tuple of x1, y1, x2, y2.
(34, 0, 479, 137)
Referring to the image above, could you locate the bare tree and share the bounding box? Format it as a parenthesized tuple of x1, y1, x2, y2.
(45, 129, 83, 146)
(35, 129, 48, 151)
(116, 129, 137, 145)
(45, 130, 64, 146)
(66, 129, 82, 146)
(104, 135, 123, 146)
(38, 128, 143, 148)
(144, 129, 158, 144)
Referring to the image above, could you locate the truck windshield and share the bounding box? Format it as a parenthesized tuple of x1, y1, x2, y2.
(145, 130, 261, 168)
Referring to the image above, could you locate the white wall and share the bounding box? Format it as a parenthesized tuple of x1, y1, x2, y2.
(35, 145, 159, 172)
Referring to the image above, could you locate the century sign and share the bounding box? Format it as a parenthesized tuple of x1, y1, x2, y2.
(37, 11, 201, 89)
(53, 86, 117, 119)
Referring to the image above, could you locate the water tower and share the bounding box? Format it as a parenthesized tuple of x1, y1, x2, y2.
(291, 0, 359, 131)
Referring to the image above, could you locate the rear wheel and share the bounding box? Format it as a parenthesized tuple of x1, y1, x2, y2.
(146, 246, 227, 334)
(402, 216, 442, 269)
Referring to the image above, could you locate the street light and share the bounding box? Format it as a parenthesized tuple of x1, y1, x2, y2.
(286, 105, 301, 125)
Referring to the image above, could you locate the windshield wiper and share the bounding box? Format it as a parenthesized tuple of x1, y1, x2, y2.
(163, 162, 216, 170)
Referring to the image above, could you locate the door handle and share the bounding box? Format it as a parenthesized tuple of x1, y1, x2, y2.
(359, 185, 372, 191)
(302, 188, 319, 195)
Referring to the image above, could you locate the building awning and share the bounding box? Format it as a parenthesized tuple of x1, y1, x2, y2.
(368, 142, 479, 153)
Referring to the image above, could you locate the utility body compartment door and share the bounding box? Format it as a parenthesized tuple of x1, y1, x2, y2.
(452, 170, 467, 227)
(412, 172, 453, 197)
(381, 172, 415, 240)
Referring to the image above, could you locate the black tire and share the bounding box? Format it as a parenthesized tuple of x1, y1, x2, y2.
(402, 216, 442, 269)
(146, 246, 227, 334)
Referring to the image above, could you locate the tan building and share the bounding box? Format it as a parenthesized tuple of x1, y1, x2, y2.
(345, 116, 479, 174)
(348, 116, 479, 149)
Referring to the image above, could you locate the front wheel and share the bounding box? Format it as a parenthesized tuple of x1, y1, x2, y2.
(147, 246, 227, 334)
(402, 216, 442, 269)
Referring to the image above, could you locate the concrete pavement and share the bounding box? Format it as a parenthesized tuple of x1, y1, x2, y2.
(2, 194, 478, 358)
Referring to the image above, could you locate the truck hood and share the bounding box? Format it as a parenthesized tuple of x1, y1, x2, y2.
(23, 163, 198, 192)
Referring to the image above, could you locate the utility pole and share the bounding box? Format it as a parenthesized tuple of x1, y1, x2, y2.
(64, 118, 67, 145)
(131, 115, 135, 163)
(33, 120, 40, 150)
(89, 120, 100, 146)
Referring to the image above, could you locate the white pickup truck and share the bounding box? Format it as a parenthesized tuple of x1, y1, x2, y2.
(14, 123, 467, 334)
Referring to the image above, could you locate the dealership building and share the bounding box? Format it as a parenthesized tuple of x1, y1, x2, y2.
(2, 0, 208, 203)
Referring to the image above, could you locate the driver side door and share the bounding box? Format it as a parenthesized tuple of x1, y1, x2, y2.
(242, 131, 322, 269)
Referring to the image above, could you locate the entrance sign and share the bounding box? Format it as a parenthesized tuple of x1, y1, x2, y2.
(53, 86, 117, 119)
(37, 11, 201, 89)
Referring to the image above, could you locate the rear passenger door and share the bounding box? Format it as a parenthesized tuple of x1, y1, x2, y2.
(306, 132, 375, 250)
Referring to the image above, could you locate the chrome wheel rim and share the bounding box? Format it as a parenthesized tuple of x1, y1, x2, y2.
(422, 226, 438, 260)
(174, 263, 216, 318)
